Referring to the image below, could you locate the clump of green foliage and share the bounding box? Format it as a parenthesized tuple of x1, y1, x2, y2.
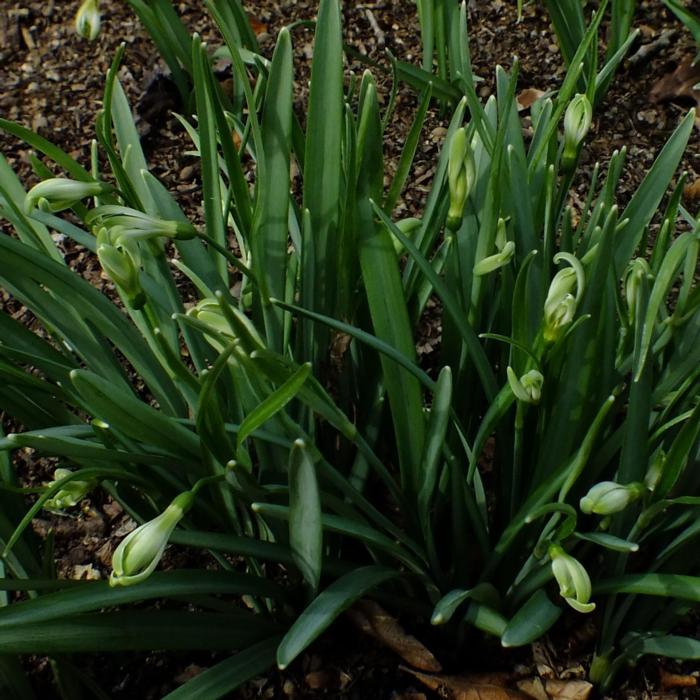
(0, 1, 699, 697)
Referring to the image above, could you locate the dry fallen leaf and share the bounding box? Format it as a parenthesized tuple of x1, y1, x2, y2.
(517, 677, 549, 700)
(305, 670, 333, 690)
(649, 57, 700, 125)
(659, 669, 698, 689)
(249, 18, 269, 35)
(683, 179, 700, 204)
(517, 88, 546, 111)
(402, 667, 531, 700)
(544, 679, 593, 700)
(348, 600, 442, 672)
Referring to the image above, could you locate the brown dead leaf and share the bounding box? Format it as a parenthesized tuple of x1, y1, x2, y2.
(517, 88, 546, 111)
(684, 179, 700, 204)
(304, 670, 333, 690)
(659, 669, 698, 689)
(174, 664, 206, 685)
(348, 600, 442, 672)
(649, 57, 700, 125)
(402, 667, 531, 700)
(544, 679, 593, 700)
(249, 18, 269, 35)
(517, 678, 549, 700)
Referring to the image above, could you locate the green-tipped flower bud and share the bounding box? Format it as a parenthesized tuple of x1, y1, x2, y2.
(188, 297, 264, 353)
(44, 468, 96, 511)
(624, 258, 651, 325)
(549, 544, 595, 614)
(495, 217, 508, 251)
(25, 178, 111, 214)
(507, 366, 543, 404)
(473, 240, 516, 276)
(645, 449, 665, 491)
(110, 491, 194, 587)
(562, 94, 592, 172)
(86, 205, 197, 243)
(75, 0, 101, 40)
(446, 127, 476, 231)
(580, 481, 645, 515)
(543, 254, 585, 343)
(97, 236, 145, 309)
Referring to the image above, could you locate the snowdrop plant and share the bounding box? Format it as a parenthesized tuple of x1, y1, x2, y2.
(0, 0, 700, 696)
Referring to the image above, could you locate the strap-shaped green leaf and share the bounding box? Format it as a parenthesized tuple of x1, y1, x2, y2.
(276, 566, 396, 669)
(289, 441, 323, 592)
(163, 637, 279, 700)
(0, 611, 280, 653)
(501, 590, 561, 648)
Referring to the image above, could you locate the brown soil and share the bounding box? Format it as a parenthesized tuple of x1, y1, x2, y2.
(1, 0, 700, 698)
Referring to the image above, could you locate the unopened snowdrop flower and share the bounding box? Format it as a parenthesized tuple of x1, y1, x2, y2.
(543, 254, 585, 343)
(624, 259, 651, 325)
(110, 490, 194, 587)
(474, 241, 515, 276)
(562, 93, 592, 172)
(507, 367, 544, 404)
(75, 0, 101, 41)
(87, 206, 197, 243)
(96, 227, 146, 309)
(44, 468, 96, 511)
(24, 178, 110, 214)
(580, 481, 645, 515)
(549, 544, 595, 613)
(446, 127, 476, 231)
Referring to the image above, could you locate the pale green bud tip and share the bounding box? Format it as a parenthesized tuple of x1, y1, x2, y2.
(75, 0, 101, 40)
(473, 241, 516, 276)
(43, 468, 96, 511)
(25, 178, 109, 214)
(507, 366, 544, 404)
(624, 258, 650, 323)
(543, 263, 583, 343)
(562, 94, 592, 171)
(97, 243, 145, 309)
(446, 127, 475, 232)
(549, 544, 595, 613)
(580, 481, 645, 515)
(109, 491, 194, 587)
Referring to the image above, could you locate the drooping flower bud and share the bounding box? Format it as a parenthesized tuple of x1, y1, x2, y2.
(562, 94, 592, 172)
(24, 178, 111, 214)
(86, 205, 197, 243)
(624, 258, 651, 325)
(75, 0, 101, 40)
(580, 481, 645, 515)
(507, 367, 544, 404)
(97, 229, 145, 309)
(109, 490, 194, 587)
(549, 544, 595, 613)
(44, 468, 96, 512)
(446, 127, 476, 231)
(543, 254, 585, 343)
(473, 240, 516, 276)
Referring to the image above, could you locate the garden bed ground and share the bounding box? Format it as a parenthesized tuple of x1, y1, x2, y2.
(2, 0, 700, 698)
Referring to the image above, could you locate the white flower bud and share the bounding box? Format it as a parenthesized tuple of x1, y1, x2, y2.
(580, 481, 645, 515)
(507, 366, 544, 404)
(446, 128, 476, 231)
(110, 491, 194, 587)
(549, 544, 595, 614)
(24, 178, 110, 214)
(562, 93, 592, 172)
(44, 468, 96, 511)
(473, 240, 515, 276)
(87, 205, 197, 243)
(75, 0, 101, 41)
